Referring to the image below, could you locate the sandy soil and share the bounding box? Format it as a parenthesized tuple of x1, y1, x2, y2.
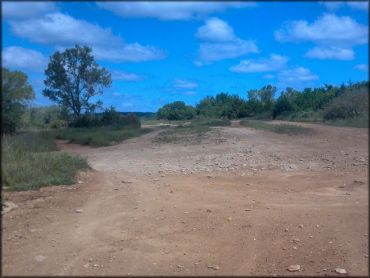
(2, 121, 368, 276)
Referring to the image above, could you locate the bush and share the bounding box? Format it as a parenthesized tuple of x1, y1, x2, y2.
(68, 108, 141, 128)
(323, 89, 368, 120)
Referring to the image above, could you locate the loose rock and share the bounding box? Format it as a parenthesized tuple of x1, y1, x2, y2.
(2, 201, 18, 214)
(35, 255, 47, 262)
(75, 209, 83, 213)
(287, 265, 301, 272)
(335, 268, 347, 274)
(208, 265, 220, 270)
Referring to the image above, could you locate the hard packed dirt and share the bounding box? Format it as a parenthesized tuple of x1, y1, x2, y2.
(2, 121, 368, 276)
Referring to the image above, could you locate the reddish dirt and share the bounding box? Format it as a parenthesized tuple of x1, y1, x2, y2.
(2, 122, 368, 276)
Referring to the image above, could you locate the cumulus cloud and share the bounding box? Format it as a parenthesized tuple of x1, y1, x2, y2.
(196, 17, 235, 41)
(354, 64, 368, 71)
(3, 2, 57, 20)
(173, 79, 198, 89)
(7, 12, 165, 62)
(305, 46, 354, 60)
(97, 2, 256, 20)
(230, 54, 288, 73)
(195, 18, 258, 65)
(275, 13, 368, 46)
(2, 46, 48, 72)
(112, 71, 144, 81)
(278, 67, 319, 82)
(275, 13, 367, 61)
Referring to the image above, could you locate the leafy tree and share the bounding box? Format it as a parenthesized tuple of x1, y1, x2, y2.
(2, 67, 35, 133)
(272, 88, 298, 118)
(43, 45, 111, 119)
(196, 93, 248, 119)
(258, 85, 276, 111)
(157, 101, 195, 120)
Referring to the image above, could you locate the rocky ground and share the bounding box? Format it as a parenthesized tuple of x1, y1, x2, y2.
(2, 121, 368, 276)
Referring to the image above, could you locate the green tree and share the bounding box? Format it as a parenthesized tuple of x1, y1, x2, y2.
(2, 67, 35, 133)
(157, 101, 195, 120)
(259, 85, 276, 111)
(43, 45, 111, 119)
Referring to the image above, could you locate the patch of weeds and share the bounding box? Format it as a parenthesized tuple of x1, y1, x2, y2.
(55, 126, 152, 147)
(2, 132, 89, 191)
(240, 120, 312, 135)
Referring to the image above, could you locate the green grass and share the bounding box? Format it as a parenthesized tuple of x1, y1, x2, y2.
(240, 120, 312, 135)
(153, 124, 210, 144)
(274, 110, 368, 128)
(140, 118, 189, 125)
(153, 118, 230, 144)
(55, 126, 152, 147)
(323, 115, 369, 128)
(2, 132, 89, 191)
(275, 110, 324, 123)
(190, 118, 231, 127)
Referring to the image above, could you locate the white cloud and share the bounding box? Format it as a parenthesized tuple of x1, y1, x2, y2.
(195, 18, 258, 64)
(97, 2, 256, 20)
(2, 46, 48, 72)
(320, 1, 368, 11)
(196, 39, 258, 64)
(112, 71, 144, 81)
(305, 46, 354, 60)
(275, 13, 368, 46)
(3, 2, 57, 20)
(278, 67, 319, 82)
(184, 91, 197, 96)
(93, 44, 165, 62)
(354, 64, 368, 71)
(7, 12, 165, 62)
(173, 79, 198, 89)
(348, 2, 369, 11)
(263, 74, 275, 79)
(196, 17, 235, 41)
(230, 54, 288, 73)
(319, 2, 345, 11)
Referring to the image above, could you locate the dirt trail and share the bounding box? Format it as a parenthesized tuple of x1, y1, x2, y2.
(2, 123, 368, 276)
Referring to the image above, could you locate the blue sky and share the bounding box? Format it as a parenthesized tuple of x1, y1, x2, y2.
(2, 1, 369, 112)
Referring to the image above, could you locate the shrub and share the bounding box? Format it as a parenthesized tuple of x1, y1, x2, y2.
(69, 113, 102, 128)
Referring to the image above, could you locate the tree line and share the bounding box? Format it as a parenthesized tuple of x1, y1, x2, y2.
(157, 81, 369, 123)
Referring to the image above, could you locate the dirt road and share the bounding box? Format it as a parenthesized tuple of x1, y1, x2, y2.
(2, 122, 368, 276)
